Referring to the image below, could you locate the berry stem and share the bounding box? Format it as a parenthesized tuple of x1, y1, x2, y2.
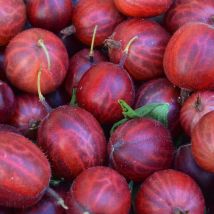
(60, 25, 76, 39)
(89, 25, 98, 63)
(38, 39, 51, 71)
(104, 33, 121, 49)
(178, 88, 191, 105)
(173, 208, 189, 214)
(46, 187, 68, 210)
(37, 67, 52, 113)
(119, 36, 138, 68)
(195, 94, 203, 112)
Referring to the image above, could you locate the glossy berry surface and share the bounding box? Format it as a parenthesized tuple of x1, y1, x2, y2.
(135, 169, 205, 214)
(72, 0, 123, 46)
(27, 0, 72, 32)
(135, 78, 181, 137)
(65, 49, 105, 96)
(174, 144, 214, 196)
(0, 124, 21, 134)
(108, 118, 174, 182)
(9, 94, 48, 138)
(77, 62, 135, 124)
(38, 105, 106, 181)
(5, 28, 69, 94)
(192, 111, 214, 173)
(0, 0, 26, 46)
(164, 22, 214, 91)
(66, 166, 131, 214)
(180, 91, 214, 135)
(114, 0, 173, 17)
(16, 183, 69, 214)
(0, 131, 51, 208)
(165, 0, 214, 33)
(108, 19, 170, 81)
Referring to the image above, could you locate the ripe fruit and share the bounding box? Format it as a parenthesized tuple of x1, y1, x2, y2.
(174, 144, 214, 196)
(107, 19, 170, 81)
(164, 22, 214, 91)
(114, 0, 173, 17)
(0, 124, 21, 134)
(9, 94, 48, 138)
(0, 0, 26, 46)
(135, 78, 181, 137)
(65, 49, 105, 96)
(26, 0, 72, 32)
(65, 25, 105, 96)
(135, 169, 205, 214)
(165, 0, 214, 33)
(0, 131, 51, 208)
(66, 166, 131, 214)
(180, 91, 214, 135)
(192, 111, 214, 173)
(5, 28, 69, 94)
(72, 0, 123, 46)
(16, 183, 69, 214)
(108, 118, 174, 182)
(17, 194, 64, 214)
(38, 105, 106, 180)
(0, 81, 15, 123)
(76, 62, 135, 124)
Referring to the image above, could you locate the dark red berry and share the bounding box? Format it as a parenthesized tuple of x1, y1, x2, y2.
(9, 94, 48, 138)
(5, 28, 69, 94)
(66, 166, 131, 214)
(108, 118, 174, 182)
(72, 0, 123, 46)
(77, 62, 135, 124)
(38, 105, 106, 181)
(135, 78, 181, 137)
(0, 131, 51, 208)
(0, 0, 26, 46)
(27, 0, 72, 32)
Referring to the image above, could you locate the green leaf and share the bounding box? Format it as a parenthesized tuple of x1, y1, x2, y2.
(110, 100, 170, 134)
(118, 99, 139, 118)
(136, 103, 169, 127)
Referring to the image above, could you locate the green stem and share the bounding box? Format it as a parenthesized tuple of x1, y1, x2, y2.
(70, 88, 77, 106)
